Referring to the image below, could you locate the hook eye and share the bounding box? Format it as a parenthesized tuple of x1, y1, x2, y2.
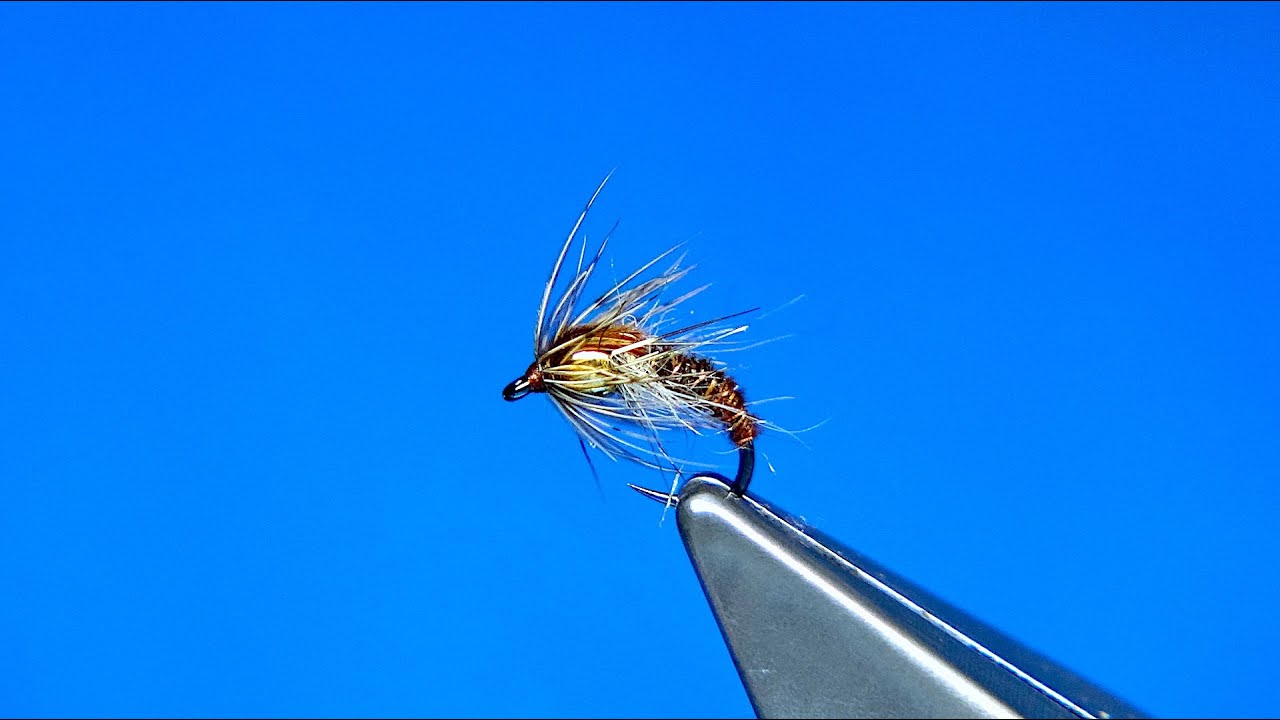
(503, 377, 531, 401)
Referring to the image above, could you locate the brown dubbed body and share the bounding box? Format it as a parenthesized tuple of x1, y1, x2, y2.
(654, 349, 759, 448)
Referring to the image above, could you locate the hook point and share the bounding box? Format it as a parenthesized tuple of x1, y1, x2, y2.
(627, 483, 679, 506)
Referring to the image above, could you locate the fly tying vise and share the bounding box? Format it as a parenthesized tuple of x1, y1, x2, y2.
(501, 172, 766, 497)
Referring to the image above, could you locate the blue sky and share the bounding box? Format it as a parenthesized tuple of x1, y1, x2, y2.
(2, 2, 1277, 717)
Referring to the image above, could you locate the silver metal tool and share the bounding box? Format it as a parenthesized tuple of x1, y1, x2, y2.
(630, 475, 1148, 719)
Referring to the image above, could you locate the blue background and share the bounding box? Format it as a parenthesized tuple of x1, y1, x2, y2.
(2, 2, 1277, 717)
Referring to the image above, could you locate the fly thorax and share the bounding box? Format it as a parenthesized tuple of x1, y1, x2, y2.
(559, 349, 621, 395)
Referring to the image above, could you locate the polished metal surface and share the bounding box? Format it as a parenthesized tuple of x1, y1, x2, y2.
(670, 475, 1147, 720)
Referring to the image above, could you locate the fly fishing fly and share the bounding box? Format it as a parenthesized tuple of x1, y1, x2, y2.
(502, 172, 778, 497)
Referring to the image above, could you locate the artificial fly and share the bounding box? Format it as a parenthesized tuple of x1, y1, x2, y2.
(502, 172, 771, 498)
